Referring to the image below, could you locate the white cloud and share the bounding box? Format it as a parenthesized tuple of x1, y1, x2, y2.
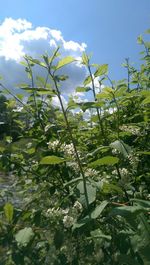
(0, 17, 87, 98)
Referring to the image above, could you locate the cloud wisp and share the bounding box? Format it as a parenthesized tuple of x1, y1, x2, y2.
(0, 17, 87, 95)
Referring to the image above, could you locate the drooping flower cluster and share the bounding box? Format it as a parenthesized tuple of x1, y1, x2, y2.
(45, 201, 83, 229)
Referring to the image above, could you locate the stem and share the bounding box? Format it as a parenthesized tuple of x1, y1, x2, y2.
(111, 93, 120, 139)
(25, 58, 45, 131)
(88, 65, 107, 144)
(125, 58, 130, 92)
(49, 73, 90, 212)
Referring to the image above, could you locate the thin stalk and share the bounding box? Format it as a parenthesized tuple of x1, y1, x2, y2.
(25, 57, 38, 115)
(25, 58, 45, 131)
(105, 75, 120, 138)
(111, 93, 120, 139)
(125, 58, 130, 92)
(88, 65, 107, 144)
(49, 73, 90, 212)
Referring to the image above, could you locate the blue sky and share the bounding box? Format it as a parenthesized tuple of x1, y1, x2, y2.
(0, 0, 150, 88)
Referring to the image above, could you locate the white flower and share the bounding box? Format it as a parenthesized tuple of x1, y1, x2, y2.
(73, 201, 83, 212)
(120, 168, 128, 177)
(63, 215, 74, 228)
(85, 168, 99, 177)
(47, 140, 59, 150)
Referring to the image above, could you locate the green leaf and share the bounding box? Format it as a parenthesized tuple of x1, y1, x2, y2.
(110, 140, 131, 158)
(91, 200, 108, 219)
(142, 96, 150, 104)
(137, 35, 143, 44)
(82, 52, 89, 66)
(4, 203, 14, 223)
(89, 156, 119, 167)
(145, 28, 150, 34)
(40, 155, 65, 165)
(111, 205, 147, 217)
(102, 183, 123, 194)
(76, 86, 91, 93)
(131, 213, 150, 265)
(72, 216, 90, 230)
(83, 75, 91, 86)
(15, 227, 34, 246)
(90, 229, 111, 240)
(94, 64, 108, 77)
(77, 181, 96, 205)
(131, 199, 150, 208)
(96, 91, 112, 100)
(79, 101, 95, 111)
(138, 151, 150, 155)
(118, 255, 140, 265)
(56, 56, 75, 70)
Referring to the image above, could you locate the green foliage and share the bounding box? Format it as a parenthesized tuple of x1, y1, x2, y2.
(0, 28, 150, 265)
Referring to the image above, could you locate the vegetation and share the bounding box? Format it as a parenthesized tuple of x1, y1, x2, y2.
(0, 29, 150, 265)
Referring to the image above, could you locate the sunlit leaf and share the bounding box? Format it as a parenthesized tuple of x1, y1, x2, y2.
(83, 75, 91, 86)
(94, 64, 108, 77)
(89, 156, 119, 167)
(56, 56, 75, 70)
(40, 155, 66, 165)
(76, 87, 91, 92)
(4, 203, 14, 223)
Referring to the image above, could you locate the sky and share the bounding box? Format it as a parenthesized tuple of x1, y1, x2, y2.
(0, 0, 150, 98)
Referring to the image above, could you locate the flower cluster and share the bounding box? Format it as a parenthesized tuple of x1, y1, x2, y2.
(84, 168, 99, 177)
(63, 201, 83, 228)
(47, 140, 60, 151)
(63, 215, 74, 228)
(45, 201, 83, 229)
(47, 140, 76, 157)
(45, 207, 62, 218)
(120, 125, 141, 136)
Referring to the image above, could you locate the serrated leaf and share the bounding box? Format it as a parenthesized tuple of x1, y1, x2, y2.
(91, 200, 108, 219)
(56, 56, 75, 70)
(4, 203, 14, 223)
(89, 156, 119, 167)
(15, 227, 34, 246)
(40, 155, 65, 165)
(94, 64, 108, 77)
